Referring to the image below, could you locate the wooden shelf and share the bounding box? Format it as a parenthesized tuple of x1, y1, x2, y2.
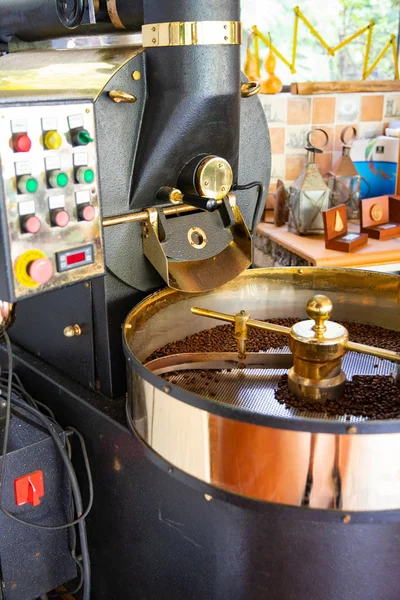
(290, 80, 400, 95)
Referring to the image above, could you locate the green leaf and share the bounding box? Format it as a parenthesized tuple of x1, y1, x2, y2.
(365, 138, 377, 160)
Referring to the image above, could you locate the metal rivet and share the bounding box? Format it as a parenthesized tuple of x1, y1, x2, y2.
(342, 514, 351, 524)
(224, 24, 227, 29)
(204, 181, 209, 186)
(168, 466, 173, 473)
(152, 38, 156, 43)
(132, 71, 141, 80)
(298, 268, 304, 274)
(218, 163, 223, 168)
(84, 282, 90, 288)
(204, 494, 212, 501)
(152, 26, 156, 31)
(221, 186, 226, 192)
(85, 108, 90, 113)
(163, 385, 171, 394)
(347, 425, 357, 434)
(224, 36, 228, 40)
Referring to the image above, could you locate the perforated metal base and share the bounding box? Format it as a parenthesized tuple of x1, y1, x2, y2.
(163, 350, 395, 422)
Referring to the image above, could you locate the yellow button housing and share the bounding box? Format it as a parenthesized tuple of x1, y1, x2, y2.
(44, 130, 62, 150)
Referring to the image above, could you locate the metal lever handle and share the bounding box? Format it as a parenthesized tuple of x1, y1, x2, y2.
(157, 187, 218, 212)
(191, 306, 290, 336)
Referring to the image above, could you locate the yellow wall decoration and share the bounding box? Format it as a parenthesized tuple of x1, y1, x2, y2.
(248, 6, 399, 82)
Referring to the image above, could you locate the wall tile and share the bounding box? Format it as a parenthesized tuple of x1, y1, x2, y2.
(334, 124, 358, 151)
(287, 97, 311, 125)
(361, 95, 384, 122)
(336, 95, 361, 123)
(271, 154, 285, 181)
(285, 154, 307, 180)
(260, 94, 287, 125)
(285, 126, 309, 155)
(311, 125, 334, 151)
(358, 121, 384, 139)
(269, 127, 285, 154)
(384, 94, 400, 119)
(312, 97, 336, 124)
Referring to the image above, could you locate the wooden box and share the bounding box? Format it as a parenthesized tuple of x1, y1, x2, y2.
(323, 204, 368, 252)
(360, 195, 400, 240)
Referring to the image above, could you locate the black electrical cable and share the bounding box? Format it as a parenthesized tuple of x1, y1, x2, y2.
(232, 181, 265, 233)
(0, 331, 92, 600)
(56, 0, 86, 29)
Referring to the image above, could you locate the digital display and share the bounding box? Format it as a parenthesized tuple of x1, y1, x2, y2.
(66, 251, 86, 265)
(56, 245, 94, 272)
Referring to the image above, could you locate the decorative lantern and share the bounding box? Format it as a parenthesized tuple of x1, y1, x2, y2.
(287, 129, 332, 235)
(325, 127, 366, 220)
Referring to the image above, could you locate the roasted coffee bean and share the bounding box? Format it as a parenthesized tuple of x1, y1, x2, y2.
(148, 320, 400, 420)
(275, 374, 400, 420)
(146, 319, 400, 362)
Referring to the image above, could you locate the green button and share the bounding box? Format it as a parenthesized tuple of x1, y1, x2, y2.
(78, 130, 93, 145)
(56, 172, 68, 187)
(83, 168, 94, 183)
(26, 178, 38, 193)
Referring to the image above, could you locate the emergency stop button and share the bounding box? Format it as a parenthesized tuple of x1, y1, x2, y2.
(14, 470, 44, 507)
(15, 250, 53, 288)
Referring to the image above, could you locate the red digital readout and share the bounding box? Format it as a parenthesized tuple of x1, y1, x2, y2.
(66, 251, 86, 266)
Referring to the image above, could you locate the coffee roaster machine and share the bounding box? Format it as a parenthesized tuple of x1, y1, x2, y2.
(1, 1, 400, 599)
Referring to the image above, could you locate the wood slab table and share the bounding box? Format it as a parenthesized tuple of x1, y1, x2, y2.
(257, 219, 400, 272)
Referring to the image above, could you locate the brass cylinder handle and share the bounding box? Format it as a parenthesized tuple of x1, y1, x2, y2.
(109, 90, 137, 103)
(0, 301, 16, 331)
(63, 324, 82, 338)
(241, 81, 261, 97)
(306, 295, 332, 338)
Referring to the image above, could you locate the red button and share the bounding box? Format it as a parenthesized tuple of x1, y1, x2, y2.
(28, 258, 53, 284)
(79, 204, 95, 222)
(14, 470, 44, 507)
(52, 209, 70, 228)
(21, 215, 41, 234)
(14, 133, 32, 153)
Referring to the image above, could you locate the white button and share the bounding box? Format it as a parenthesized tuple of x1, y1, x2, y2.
(48, 195, 65, 209)
(75, 190, 91, 205)
(15, 161, 31, 176)
(11, 119, 27, 134)
(18, 200, 36, 216)
(41, 117, 57, 131)
(45, 156, 61, 171)
(73, 152, 88, 166)
(68, 114, 84, 130)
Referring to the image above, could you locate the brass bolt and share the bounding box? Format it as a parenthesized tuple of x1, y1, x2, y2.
(347, 425, 357, 434)
(204, 494, 213, 501)
(85, 108, 90, 113)
(63, 324, 82, 338)
(132, 71, 141, 80)
(342, 514, 351, 524)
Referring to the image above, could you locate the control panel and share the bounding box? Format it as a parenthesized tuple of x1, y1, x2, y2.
(0, 102, 104, 301)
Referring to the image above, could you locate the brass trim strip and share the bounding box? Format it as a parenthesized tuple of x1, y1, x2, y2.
(107, 0, 126, 30)
(142, 21, 242, 48)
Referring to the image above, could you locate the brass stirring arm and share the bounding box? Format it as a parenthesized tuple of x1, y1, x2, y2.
(191, 296, 400, 403)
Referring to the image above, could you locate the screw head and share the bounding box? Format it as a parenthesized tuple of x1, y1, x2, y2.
(163, 385, 171, 394)
(342, 514, 351, 524)
(347, 425, 357, 434)
(152, 38, 156, 43)
(204, 181, 209, 186)
(204, 494, 212, 501)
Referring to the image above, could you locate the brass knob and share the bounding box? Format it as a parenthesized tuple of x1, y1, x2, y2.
(109, 90, 137, 103)
(306, 295, 332, 338)
(63, 324, 82, 338)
